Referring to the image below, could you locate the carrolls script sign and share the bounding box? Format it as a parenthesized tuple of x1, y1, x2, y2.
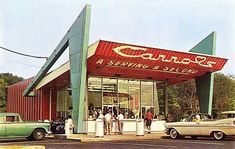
(112, 45, 216, 68)
(94, 45, 220, 75)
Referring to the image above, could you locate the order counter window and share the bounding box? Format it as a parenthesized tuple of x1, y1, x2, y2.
(87, 76, 160, 120)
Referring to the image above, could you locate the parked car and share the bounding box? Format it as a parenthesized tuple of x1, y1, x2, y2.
(219, 111, 235, 119)
(181, 113, 212, 122)
(0, 113, 52, 141)
(164, 113, 235, 140)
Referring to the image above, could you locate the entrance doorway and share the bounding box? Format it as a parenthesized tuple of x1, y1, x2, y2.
(102, 105, 119, 116)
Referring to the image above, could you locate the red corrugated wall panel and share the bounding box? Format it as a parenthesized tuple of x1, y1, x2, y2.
(51, 90, 57, 120)
(6, 78, 56, 121)
(42, 90, 49, 120)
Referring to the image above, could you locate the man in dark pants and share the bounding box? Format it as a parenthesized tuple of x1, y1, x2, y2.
(145, 109, 153, 134)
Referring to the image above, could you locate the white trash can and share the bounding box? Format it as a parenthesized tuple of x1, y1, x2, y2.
(136, 119, 144, 136)
(95, 118, 104, 137)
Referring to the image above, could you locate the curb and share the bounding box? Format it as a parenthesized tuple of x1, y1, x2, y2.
(52, 134, 67, 140)
(0, 146, 45, 149)
(66, 133, 166, 143)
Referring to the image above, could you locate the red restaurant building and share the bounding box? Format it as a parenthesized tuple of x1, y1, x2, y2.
(7, 5, 228, 133)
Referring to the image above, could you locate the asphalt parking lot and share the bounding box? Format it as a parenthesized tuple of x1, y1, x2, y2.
(0, 136, 234, 149)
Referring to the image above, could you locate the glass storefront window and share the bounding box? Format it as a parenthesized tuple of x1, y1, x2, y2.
(102, 78, 118, 105)
(154, 81, 159, 118)
(88, 77, 102, 119)
(141, 81, 153, 106)
(86, 77, 159, 120)
(141, 81, 154, 119)
(129, 80, 140, 118)
(118, 79, 129, 108)
(56, 87, 72, 119)
(118, 79, 129, 118)
(157, 86, 164, 115)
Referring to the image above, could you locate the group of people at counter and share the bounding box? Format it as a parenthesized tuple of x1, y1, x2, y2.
(89, 107, 139, 120)
(50, 107, 170, 135)
(96, 109, 124, 135)
(92, 108, 155, 134)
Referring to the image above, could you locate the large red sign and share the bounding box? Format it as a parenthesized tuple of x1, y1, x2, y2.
(87, 40, 227, 84)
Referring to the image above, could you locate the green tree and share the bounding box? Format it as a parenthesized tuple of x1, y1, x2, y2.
(212, 73, 235, 115)
(0, 73, 24, 112)
(0, 78, 7, 112)
(0, 73, 24, 85)
(168, 80, 199, 121)
(167, 73, 235, 121)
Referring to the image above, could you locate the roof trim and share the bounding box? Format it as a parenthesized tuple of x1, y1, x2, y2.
(36, 62, 70, 90)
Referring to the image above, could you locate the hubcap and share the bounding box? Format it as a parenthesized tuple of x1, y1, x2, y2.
(36, 131, 43, 139)
(170, 129, 177, 139)
(214, 132, 223, 140)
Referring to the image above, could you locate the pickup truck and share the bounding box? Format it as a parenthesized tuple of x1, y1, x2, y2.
(0, 113, 51, 140)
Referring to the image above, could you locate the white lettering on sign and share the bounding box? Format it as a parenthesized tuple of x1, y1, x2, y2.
(96, 59, 104, 64)
(108, 60, 149, 69)
(112, 45, 216, 68)
(95, 59, 199, 75)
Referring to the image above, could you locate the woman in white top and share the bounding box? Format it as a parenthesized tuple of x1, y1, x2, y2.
(65, 115, 74, 135)
(98, 110, 104, 119)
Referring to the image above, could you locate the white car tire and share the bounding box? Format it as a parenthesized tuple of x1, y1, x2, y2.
(170, 128, 179, 139)
(213, 131, 225, 140)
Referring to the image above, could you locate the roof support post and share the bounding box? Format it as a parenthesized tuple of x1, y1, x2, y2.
(69, 5, 91, 133)
(23, 5, 91, 133)
(189, 32, 216, 115)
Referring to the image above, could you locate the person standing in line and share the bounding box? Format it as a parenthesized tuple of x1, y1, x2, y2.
(145, 109, 153, 134)
(98, 109, 104, 119)
(117, 111, 124, 134)
(104, 110, 112, 135)
(97, 109, 105, 134)
(65, 115, 74, 135)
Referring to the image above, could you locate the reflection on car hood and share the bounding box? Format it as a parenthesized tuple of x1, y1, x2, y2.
(164, 118, 235, 127)
(213, 118, 235, 124)
(24, 121, 50, 126)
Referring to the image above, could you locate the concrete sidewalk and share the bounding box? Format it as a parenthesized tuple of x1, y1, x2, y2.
(55, 132, 166, 142)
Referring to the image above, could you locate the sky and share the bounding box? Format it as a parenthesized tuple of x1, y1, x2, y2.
(0, 0, 234, 79)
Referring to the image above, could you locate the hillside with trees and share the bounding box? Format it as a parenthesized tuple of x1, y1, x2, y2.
(167, 73, 235, 121)
(213, 73, 235, 115)
(0, 73, 23, 112)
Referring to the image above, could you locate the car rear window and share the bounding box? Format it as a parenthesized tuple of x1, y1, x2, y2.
(6, 116, 19, 122)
